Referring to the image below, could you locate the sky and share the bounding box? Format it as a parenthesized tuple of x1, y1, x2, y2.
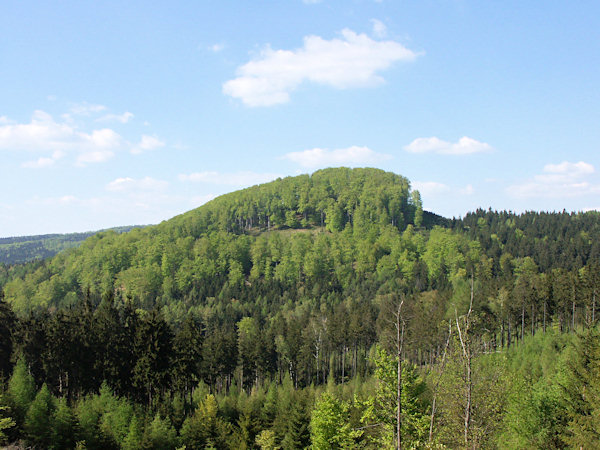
(1, 0, 599, 236)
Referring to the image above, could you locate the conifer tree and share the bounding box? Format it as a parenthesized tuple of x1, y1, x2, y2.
(121, 414, 144, 450)
(7, 357, 36, 426)
(51, 397, 78, 450)
(24, 384, 55, 448)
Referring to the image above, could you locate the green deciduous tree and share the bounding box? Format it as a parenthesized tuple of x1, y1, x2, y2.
(310, 391, 360, 449)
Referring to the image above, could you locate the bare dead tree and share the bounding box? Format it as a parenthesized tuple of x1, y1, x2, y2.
(428, 321, 453, 443)
(394, 298, 405, 450)
(455, 273, 474, 447)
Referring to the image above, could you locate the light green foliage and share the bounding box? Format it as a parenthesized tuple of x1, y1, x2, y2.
(147, 413, 178, 450)
(76, 383, 135, 448)
(360, 346, 429, 449)
(310, 392, 361, 449)
(121, 414, 144, 450)
(422, 227, 469, 283)
(24, 384, 56, 448)
(51, 397, 78, 450)
(256, 428, 278, 449)
(0, 396, 15, 444)
(7, 357, 36, 424)
(180, 393, 231, 449)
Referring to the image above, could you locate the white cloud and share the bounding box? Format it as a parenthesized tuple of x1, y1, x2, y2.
(97, 111, 134, 124)
(76, 150, 115, 166)
(507, 161, 600, 198)
(371, 19, 387, 38)
(223, 28, 419, 106)
(534, 161, 594, 183)
(179, 171, 280, 186)
(22, 157, 56, 169)
(283, 145, 391, 168)
(303, 0, 322, 4)
(106, 176, 169, 192)
(69, 102, 107, 116)
(0, 110, 123, 166)
(131, 135, 165, 155)
(404, 136, 492, 155)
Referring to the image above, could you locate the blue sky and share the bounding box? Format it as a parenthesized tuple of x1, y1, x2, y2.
(1, 0, 599, 236)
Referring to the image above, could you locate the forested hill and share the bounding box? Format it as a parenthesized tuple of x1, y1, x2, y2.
(3, 167, 600, 448)
(1, 167, 435, 316)
(0, 226, 143, 265)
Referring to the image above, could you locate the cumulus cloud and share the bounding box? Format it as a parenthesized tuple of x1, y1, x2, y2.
(283, 145, 391, 168)
(131, 135, 165, 154)
(404, 136, 492, 155)
(179, 171, 280, 186)
(97, 111, 134, 124)
(0, 110, 123, 165)
(22, 150, 65, 169)
(106, 176, 169, 192)
(507, 161, 600, 198)
(223, 28, 418, 106)
(1, 108, 164, 166)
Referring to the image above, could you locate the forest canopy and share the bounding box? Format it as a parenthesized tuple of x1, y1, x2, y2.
(1, 167, 600, 449)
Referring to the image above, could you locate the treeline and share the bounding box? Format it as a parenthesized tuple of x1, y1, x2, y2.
(453, 209, 600, 272)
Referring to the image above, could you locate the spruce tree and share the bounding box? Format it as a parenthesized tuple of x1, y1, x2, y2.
(7, 357, 36, 426)
(24, 384, 56, 448)
(51, 397, 78, 450)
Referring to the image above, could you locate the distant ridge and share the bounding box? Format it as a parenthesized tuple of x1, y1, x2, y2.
(0, 226, 145, 265)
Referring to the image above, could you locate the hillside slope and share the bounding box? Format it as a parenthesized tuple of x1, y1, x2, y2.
(2, 168, 439, 315)
(0, 226, 143, 265)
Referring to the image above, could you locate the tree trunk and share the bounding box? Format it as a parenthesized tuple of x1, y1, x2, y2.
(397, 306, 403, 450)
(543, 301, 547, 333)
(521, 306, 525, 342)
(429, 322, 452, 443)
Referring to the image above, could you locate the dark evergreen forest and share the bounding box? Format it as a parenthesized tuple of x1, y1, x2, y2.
(1, 168, 599, 448)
